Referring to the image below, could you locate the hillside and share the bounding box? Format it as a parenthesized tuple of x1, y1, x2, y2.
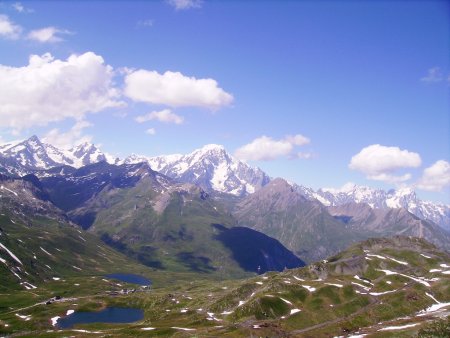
(235, 178, 450, 263)
(0, 236, 448, 337)
(39, 163, 304, 277)
(0, 175, 152, 292)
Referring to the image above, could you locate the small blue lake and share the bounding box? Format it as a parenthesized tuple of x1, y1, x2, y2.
(57, 307, 144, 329)
(105, 273, 151, 285)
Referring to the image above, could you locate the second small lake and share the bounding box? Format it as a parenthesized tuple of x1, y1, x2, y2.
(105, 273, 151, 285)
(57, 307, 144, 329)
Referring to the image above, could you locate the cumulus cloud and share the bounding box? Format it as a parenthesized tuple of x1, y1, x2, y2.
(0, 52, 123, 130)
(167, 0, 202, 10)
(124, 70, 233, 109)
(235, 134, 311, 161)
(135, 109, 184, 124)
(42, 120, 93, 149)
(0, 14, 22, 39)
(417, 160, 450, 192)
(349, 144, 421, 183)
(145, 128, 156, 135)
(27, 26, 72, 43)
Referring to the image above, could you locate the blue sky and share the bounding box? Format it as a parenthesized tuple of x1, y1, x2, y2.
(0, 0, 449, 203)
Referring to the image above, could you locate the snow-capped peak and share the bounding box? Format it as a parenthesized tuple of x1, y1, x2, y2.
(145, 144, 270, 196)
(0, 135, 116, 175)
(296, 183, 450, 231)
(198, 143, 226, 152)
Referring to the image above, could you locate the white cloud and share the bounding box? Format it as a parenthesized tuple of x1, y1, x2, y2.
(235, 134, 311, 161)
(417, 160, 450, 192)
(167, 0, 202, 10)
(135, 109, 184, 124)
(27, 26, 72, 43)
(12, 2, 33, 13)
(124, 70, 233, 109)
(421, 67, 444, 83)
(349, 144, 421, 183)
(0, 14, 22, 39)
(0, 52, 123, 130)
(42, 120, 93, 149)
(145, 128, 156, 135)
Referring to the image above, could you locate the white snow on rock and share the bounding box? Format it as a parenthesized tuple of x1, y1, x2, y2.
(141, 327, 156, 331)
(0, 242, 23, 265)
(366, 253, 386, 260)
(387, 257, 408, 265)
(1, 185, 18, 196)
(290, 308, 301, 315)
(377, 269, 431, 287)
(302, 285, 316, 292)
(378, 323, 419, 331)
(16, 313, 31, 321)
(40, 247, 53, 257)
(171, 327, 196, 331)
(354, 275, 373, 285)
(66, 310, 75, 316)
(279, 297, 292, 305)
(351, 282, 371, 291)
(293, 276, 305, 281)
(429, 269, 442, 273)
(49, 316, 60, 326)
(369, 289, 397, 296)
(440, 263, 450, 268)
(325, 283, 343, 288)
(420, 254, 432, 259)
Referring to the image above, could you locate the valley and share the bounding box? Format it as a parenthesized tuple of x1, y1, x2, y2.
(0, 136, 449, 337)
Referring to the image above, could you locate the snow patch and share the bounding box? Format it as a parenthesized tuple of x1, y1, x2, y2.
(171, 327, 196, 331)
(325, 283, 343, 288)
(302, 285, 316, 292)
(40, 247, 52, 257)
(369, 289, 397, 296)
(0, 242, 23, 265)
(279, 297, 292, 305)
(378, 323, 419, 331)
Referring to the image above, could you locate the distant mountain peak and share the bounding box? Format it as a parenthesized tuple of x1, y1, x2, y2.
(198, 143, 226, 152)
(144, 144, 270, 196)
(27, 134, 41, 143)
(297, 183, 450, 231)
(0, 135, 115, 175)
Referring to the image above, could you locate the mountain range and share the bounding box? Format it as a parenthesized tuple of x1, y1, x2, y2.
(1, 135, 448, 231)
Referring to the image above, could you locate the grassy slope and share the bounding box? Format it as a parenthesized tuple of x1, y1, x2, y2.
(1, 236, 449, 337)
(81, 178, 274, 278)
